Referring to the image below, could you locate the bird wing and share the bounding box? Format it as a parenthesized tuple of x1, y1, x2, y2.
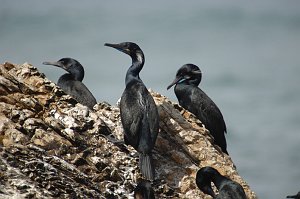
(216, 180, 247, 199)
(120, 83, 144, 148)
(68, 81, 97, 109)
(144, 90, 159, 148)
(192, 88, 227, 133)
(180, 87, 226, 131)
(184, 87, 227, 152)
(120, 82, 159, 150)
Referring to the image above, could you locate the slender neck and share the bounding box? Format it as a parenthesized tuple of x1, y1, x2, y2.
(69, 65, 84, 81)
(125, 52, 144, 86)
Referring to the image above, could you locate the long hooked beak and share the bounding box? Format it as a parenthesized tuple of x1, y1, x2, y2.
(167, 69, 201, 90)
(104, 43, 130, 55)
(167, 76, 184, 90)
(104, 43, 120, 49)
(42, 61, 65, 69)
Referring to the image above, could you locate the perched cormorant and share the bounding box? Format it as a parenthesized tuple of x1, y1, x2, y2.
(43, 58, 97, 109)
(287, 191, 300, 199)
(167, 64, 228, 154)
(105, 42, 159, 181)
(196, 166, 247, 199)
(134, 180, 155, 199)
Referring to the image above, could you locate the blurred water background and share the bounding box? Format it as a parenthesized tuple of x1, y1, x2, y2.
(1, 1, 300, 198)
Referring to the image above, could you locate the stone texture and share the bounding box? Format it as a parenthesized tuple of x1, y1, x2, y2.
(0, 62, 257, 198)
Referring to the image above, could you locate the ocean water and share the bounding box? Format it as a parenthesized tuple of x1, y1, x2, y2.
(1, 1, 300, 198)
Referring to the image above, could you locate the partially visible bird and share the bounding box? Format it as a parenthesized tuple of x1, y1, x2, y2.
(43, 58, 97, 109)
(105, 42, 159, 181)
(134, 180, 155, 199)
(167, 64, 228, 154)
(287, 191, 300, 199)
(196, 166, 247, 199)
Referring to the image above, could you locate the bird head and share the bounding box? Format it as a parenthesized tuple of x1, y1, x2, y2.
(167, 63, 202, 90)
(43, 58, 84, 81)
(196, 167, 217, 198)
(105, 42, 144, 63)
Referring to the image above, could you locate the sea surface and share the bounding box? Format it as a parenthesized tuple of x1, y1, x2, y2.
(1, 1, 300, 198)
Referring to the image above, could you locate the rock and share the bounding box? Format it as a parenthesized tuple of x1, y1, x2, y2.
(0, 62, 257, 198)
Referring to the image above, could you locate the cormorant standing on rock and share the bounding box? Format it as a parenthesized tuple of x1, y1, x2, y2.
(43, 58, 97, 109)
(167, 64, 228, 154)
(287, 191, 300, 199)
(196, 166, 247, 199)
(105, 42, 159, 181)
(134, 180, 155, 199)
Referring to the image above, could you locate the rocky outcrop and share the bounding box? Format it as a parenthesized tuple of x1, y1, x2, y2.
(0, 62, 257, 198)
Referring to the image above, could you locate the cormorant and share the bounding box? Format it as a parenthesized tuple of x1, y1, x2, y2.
(134, 180, 155, 199)
(287, 191, 300, 199)
(104, 42, 159, 181)
(167, 64, 228, 154)
(196, 166, 247, 199)
(43, 58, 97, 109)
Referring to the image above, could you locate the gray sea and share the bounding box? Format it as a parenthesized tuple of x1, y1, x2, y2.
(1, 1, 300, 198)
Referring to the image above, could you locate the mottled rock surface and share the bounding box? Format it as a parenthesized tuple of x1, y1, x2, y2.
(0, 62, 257, 198)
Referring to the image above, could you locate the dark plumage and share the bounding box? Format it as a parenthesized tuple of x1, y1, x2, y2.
(134, 180, 155, 199)
(287, 191, 300, 199)
(43, 58, 97, 109)
(196, 166, 247, 199)
(105, 42, 159, 180)
(167, 64, 228, 154)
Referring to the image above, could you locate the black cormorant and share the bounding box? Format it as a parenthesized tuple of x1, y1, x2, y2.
(104, 42, 159, 181)
(196, 166, 247, 199)
(43, 58, 97, 109)
(287, 191, 300, 199)
(134, 180, 155, 199)
(167, 64, 228, 154)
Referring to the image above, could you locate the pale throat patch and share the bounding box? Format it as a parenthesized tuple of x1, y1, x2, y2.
(136, 53, 143, 63)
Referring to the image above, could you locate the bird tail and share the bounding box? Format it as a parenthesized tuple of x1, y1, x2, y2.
(139, 153, 155, 181)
